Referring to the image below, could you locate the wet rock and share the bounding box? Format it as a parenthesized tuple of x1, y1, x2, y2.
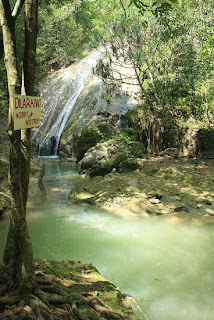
(69, 190, 95, 206)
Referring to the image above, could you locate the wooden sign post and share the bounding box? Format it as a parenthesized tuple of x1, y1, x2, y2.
(11, 95, 42, 130)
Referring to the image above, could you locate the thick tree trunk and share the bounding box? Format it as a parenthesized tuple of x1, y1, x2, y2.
(0, 0, 38, 296)
(22, 0, 38, 208)
(0, 1, 25, 61)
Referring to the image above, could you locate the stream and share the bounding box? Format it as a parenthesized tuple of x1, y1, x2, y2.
(1, 159, 214, 320)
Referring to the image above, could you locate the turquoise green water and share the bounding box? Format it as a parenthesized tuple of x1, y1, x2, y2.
(1, 159, 214, 320)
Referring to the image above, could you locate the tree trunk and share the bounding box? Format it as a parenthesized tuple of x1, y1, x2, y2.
(0, 35, 3, 60)
(0, 0, 38, 296)
(21, 0, 38, 208)
(0, 0, 25, 61)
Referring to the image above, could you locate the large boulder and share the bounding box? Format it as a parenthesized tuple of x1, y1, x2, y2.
(62, 113, 118, 161)
(78, 139, 144, 176)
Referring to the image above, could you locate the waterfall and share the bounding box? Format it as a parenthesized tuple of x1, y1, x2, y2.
(32, 49, 103, 156)
(117, 90, 128, 127)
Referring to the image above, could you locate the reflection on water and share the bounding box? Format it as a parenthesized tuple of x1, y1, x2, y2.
(0, 159, 214, 320)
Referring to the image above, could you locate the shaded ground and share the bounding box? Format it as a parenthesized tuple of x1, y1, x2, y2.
(69, 156, 214, 218)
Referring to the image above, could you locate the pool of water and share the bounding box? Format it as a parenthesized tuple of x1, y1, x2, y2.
(1, 159, 214, 320)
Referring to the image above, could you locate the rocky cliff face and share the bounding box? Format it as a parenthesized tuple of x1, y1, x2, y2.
(33, 49, 141, 157)
(59, 62, 142, 159)
(34, 49, 214, 172)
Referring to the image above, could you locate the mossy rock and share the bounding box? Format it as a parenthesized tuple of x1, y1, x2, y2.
(78, 138, 145, 177)
(119, 158, 139, 173)
(73, 125, 104, 162)
(88, 154, 139, 176)
(127, 141, 145, 158)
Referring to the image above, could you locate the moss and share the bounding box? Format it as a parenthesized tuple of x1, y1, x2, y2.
(89, 162, 114, 176)
(83, 138, 145, 177)
(141, 163, 158, 176)
(35, 259, 137, 319)
(127, 141, 145, 157)
(119, 158, 139, 173)
(73, 125, 103, 161)
(98, 122, 116, 137)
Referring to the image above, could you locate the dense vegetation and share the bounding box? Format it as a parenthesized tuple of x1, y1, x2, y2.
(1, 0, 213, 125)
(95, 0, 214, 126)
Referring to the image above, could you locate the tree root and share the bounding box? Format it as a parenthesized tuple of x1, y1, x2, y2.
(0, 295, 21, 306)
(0, 263, 132, 319)
(0, 285, 127, 319)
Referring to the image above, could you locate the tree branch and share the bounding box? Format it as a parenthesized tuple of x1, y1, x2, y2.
(0, 0, 25, 61)
(12, 0, 25, 17)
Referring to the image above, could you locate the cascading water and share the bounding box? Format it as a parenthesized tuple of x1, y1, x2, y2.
(32, 49, 104, 156)
(117, 90, 128, 127)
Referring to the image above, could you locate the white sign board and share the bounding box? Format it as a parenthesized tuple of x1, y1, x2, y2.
(11, 95, 42, 130)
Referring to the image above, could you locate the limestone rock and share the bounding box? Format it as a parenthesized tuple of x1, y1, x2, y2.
(174, 206, 189, 212)
(149, 198, 161, 204)
(159, 148, 179, 158)
(78, 140, 141, 176)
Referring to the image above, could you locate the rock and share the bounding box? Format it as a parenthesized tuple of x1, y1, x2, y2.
(196, 203, 203, 209)
(67, 157, 77, 162)
(174, 206, 189, 212)
(69, 191, 95, 205)
(159, 148, 179, 158)
(78, 140, 140, 176)
(148, 193, 162, 200)
(78, 141, 118, 175)
(23, 306, 32, 314)
(204, 200, 212, 206)
(149, 198, 160, 204)
(170, 168, 177, 174)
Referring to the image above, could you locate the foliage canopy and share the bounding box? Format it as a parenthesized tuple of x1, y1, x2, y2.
(0, 0, 214, 124)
